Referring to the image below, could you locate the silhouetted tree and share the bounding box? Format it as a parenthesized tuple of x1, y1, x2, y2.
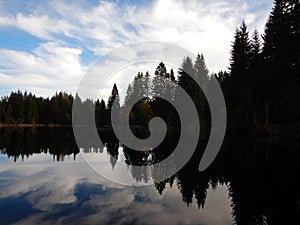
(124, 84, 133, 107)
(107, 83, 120, 110)
(258, 0, 300, 127)
(194, 53, 209, 86)
(177, 56, 195, 93)
(153, 62, 168, 98)
(24, 93, 38, 124)
(8, 91, 25, 123)
(227, 21, 254, 132)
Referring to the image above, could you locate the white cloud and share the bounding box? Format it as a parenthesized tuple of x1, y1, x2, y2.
(0, 0, 273, 97)
(0, 42, 85, 96)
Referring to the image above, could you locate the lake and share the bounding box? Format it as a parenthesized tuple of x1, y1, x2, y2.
(0, 127, 299, 225)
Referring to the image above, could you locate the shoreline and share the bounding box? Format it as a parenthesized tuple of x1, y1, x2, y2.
(0, 123, 72, 128)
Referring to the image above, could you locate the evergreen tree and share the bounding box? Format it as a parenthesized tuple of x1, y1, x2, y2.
(214, 71, 230, 85)
(132, 73, 144, 100)
(124, 84, 134, 107)
(194, 53, 209, 86)
(229, 21, 251, 78)
(8, 91, 25, 123)
(177, 56, 197, 99)
(50, 94, 60, 124)
(4, 104, 14, 124)
(170, 69, 175, 82)
(227, 21, 253, 131)
(100, 99, 106, 110)
(152, 62, 177, 123)
(250, 29, 262, 68)
(178, 56, 195, 88)
(259, 0, 300, 126)
(73, 93, 83, 125)
(95, 99, 107, 127)
(24, 93, 38, 124)
(37, 97, 50, 124)
(153, 62, 168, 97)
(144, 71, 151, 99)
(0, 101, 2, 123)
(107, 83, 120, 110)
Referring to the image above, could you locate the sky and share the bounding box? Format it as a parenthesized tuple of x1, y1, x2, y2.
(0, 0, 274, 99)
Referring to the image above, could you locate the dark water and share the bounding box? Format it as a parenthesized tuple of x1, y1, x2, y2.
(0, 127, 299, 225)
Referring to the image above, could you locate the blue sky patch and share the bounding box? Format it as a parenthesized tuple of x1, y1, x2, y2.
(0, 28, 42, 52)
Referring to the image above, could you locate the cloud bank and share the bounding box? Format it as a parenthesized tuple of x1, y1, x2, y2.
(0, 0, 273, 97)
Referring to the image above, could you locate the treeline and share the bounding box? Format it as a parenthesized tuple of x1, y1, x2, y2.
(0, 0, 299, 135)
(0, 91, 73, 125)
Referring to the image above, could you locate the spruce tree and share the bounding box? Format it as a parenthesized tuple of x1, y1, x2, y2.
(153, 62, 168, 98)
(107, 83, 120, 110)
(194, 53, 209, 86)
(250, 29, 261, 68)
(177, 56, 195, 98)
(228, 21, 253, 131)
(124, 84, 133, 106)
(260, 0, 300, 126)
(229, 21, 251, 79)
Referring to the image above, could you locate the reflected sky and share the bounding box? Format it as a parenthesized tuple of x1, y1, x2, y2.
(0, 153, 232, 225)
(1, 127, 300, 224)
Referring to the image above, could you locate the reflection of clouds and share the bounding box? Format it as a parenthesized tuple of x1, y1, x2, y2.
(0, 155, 94, 204)
(0, 156, 232, 225)
(64, 184, 232, 225)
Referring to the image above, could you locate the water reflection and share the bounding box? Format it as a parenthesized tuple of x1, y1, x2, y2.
(0, 127, 299, 224)
(0, 127, 79, 162)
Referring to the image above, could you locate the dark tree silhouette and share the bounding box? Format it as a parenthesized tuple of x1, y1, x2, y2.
(107, 83, 120, 110)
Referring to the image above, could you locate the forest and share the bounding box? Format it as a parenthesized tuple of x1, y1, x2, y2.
(0, 0, 299, 138)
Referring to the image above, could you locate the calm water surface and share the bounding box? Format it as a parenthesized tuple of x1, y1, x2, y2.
(0, 127, 299, 225)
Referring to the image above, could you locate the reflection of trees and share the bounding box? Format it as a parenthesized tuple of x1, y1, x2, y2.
(226, 138, 300, 225)
(106, 142, 119, 169)
(1, 128, 299, 225)
(0, 127, 79, 162)
(119, 135, 300, 224)
(123, 146, 151, 183)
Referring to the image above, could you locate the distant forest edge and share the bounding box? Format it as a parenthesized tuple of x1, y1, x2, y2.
(0, 0, 299, 137)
